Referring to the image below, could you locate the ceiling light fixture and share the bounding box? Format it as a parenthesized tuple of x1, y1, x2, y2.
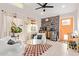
(41, 9, 46, 15)
(41, 12, 45, 15)
(45, 19, 49, 21)
(43, 9, 45, 12)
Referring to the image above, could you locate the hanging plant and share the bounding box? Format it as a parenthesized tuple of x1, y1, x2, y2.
(11, 26, 22, 33)
(11, 22, 22, 33)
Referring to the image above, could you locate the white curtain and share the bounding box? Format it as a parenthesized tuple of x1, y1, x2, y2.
(0, 13, 13, 38)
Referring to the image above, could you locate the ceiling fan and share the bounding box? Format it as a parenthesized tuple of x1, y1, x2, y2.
(35, 3, 54, 12)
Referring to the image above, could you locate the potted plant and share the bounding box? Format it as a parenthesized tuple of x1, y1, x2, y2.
(7, 22, 22, 45)
(11, 22, 22, 37)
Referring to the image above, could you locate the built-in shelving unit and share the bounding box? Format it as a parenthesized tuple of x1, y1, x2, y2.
(41, 16, 59, 41)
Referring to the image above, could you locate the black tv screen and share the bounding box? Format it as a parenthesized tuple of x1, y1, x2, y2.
(37, 35, 42, 39)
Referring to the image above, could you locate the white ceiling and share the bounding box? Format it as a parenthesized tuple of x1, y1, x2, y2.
(0, 3, 79, 19)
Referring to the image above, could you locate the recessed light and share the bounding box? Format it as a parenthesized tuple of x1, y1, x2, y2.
(62, 5, 66, 8)
(41, 12, 43, 15)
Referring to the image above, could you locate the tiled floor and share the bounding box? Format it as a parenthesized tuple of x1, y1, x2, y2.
(0, 38, 79, 56)
(42, 40, 79, 56)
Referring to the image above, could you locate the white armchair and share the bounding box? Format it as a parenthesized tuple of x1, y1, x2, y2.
(32, 33, 46, 45)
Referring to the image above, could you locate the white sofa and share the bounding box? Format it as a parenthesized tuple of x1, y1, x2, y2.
(0, 36, 25, 56)
(32, 33, 46, 45)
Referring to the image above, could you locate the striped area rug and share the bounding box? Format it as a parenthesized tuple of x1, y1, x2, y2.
(23, 44, 52, 56)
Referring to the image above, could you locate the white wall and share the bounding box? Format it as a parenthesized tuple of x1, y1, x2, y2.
(36, 18, 41, 31)
(77, 8, 79, 31)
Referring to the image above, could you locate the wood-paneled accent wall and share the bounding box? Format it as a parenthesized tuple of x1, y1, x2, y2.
(59, 16, 73, 41)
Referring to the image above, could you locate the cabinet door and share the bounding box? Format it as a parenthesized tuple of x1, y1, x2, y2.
(51, 31, 57, 41)
(47, 31, 51, 39)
